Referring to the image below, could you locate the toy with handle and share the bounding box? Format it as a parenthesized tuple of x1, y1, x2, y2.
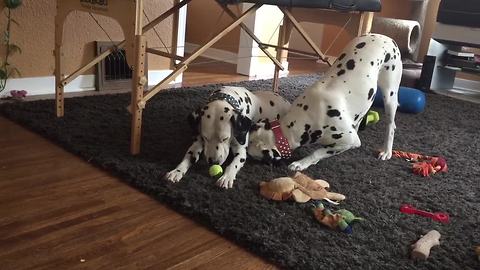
(400, 204, 450, 223)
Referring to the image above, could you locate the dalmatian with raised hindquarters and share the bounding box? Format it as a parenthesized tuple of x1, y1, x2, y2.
(164, 86, 290, 188)
(247, 34, 402, 171)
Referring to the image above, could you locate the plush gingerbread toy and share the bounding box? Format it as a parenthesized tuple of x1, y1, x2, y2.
(259, 172, 346, 203)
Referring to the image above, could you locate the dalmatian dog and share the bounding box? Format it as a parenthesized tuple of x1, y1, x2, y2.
(247, 34, 402, 171)
(164, 86, 290, 188)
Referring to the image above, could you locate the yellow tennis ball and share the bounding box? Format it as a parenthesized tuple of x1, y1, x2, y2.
(209, 165, 223, 177)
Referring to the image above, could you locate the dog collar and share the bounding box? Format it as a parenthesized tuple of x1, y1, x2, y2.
(270, 120, 292, 159)
(208, 92, 241, 113)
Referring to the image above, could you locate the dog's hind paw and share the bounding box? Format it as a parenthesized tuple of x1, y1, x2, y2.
(378, 150, 392, 160)
(164, 169, 185, 182)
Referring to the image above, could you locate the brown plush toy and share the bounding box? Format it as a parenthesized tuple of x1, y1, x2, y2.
(259, 172, 346, 203)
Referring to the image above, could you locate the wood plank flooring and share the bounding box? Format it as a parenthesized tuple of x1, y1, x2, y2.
(0, 58, 325, 269)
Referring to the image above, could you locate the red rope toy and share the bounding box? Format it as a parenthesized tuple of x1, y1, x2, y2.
(392, 150, 448, 177)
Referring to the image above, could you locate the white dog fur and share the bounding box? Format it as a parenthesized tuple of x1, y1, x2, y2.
(247, 34, 402, 171)
(165, 86, 290, 188)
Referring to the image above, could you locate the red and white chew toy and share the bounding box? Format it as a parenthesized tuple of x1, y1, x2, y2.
(400, 204, 450, 223)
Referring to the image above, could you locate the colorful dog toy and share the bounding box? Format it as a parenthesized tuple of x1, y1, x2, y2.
(392, 150, 448, 177)
(411, 230, 441, 260)
(312, 203, 364, 234)
(259, 172, 346, 203)
(9, 90, 27, 100)
(400, 204, 450, 223)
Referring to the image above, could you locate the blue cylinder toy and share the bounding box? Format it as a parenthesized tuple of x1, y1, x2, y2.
(373, 86, 426, 114)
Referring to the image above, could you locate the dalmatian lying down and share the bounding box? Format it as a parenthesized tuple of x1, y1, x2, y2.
(165, 86, 290, 188)
(247, 34, 402, 171)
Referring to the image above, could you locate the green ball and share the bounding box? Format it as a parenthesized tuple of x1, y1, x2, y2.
(209, 165, 223, 177)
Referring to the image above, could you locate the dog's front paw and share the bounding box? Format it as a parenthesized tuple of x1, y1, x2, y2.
(378, 150, 392, 160)
(288, 161, 309, 171)
(216, 173, 236, 189)
(164, 169, 185, 182)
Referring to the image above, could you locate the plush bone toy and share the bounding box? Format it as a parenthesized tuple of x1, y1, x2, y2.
(259, 172, 345, 203)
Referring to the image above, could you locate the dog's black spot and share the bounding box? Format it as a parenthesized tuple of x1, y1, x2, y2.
(390, 91, 394, 96)
(324, 143, 336, 148)
(349, 91, 351, 94)
(207, 115, 211, 118)
(220, 116, 224, 120)
(332, 133, 343, 139)
(287, 121, 296, 128)
(246, 105, 250, 114)
(392, 65, 396, 71)
(337, 63, 342, 68)
(310, 130, 323, 144)
(216, 146, 219, 150)
(300, 124, 311, 145)
(302, 96, 306, 99)
(270, 101, 275, 106)
(370, 61, 374, 66)
(239, 97, 243, 103)
(321, 81, 325, 84)
(276, 114, 280, 120)
(327, 109, 341, 117)
(330, 126, 337, 131)
(303, 105, 309, 111)
(234, 153, 240, 157)
(354, 52, 358, 55)
(356, 42, 366, 48)
(338, 53, 346, 61)
(346, 59, 355, 70)
(327, 150, 335, 155)
(328, 106, 332, 109)
(297, 103, 303, 107)
(259, 106, 262, 114)
(384, 53, 391, 63)
(354, 114, 360, 121)
(323, 125, 329, 129)
(385, 66, 390, 71)
(394, 55, 397, 60)
(175, 169, 181, 173)
(203, 106, 209, 110)
(368, 88, 375, 100)
(337, 69, 346, 76)
(240, 158, 245, 163)
(224, 107, 230, 113)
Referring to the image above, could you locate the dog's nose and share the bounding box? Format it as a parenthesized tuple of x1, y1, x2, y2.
(208, 158, 214, 165)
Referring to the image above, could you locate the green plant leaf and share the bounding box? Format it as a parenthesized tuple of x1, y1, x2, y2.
(0, 69, 7, 79)
(8, 43, 21, 54)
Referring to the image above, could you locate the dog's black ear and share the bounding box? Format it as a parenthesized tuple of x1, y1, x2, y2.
(187, 108, 203, 133)
(231, 114, 252, 145)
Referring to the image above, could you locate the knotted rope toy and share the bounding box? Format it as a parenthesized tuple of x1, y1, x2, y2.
(392, 150, 448, 177)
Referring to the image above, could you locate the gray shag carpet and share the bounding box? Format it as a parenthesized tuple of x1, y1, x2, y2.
(1, 75, 480, 270)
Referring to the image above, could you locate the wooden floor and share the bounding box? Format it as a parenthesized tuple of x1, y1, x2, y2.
(0, 58, 324, 269)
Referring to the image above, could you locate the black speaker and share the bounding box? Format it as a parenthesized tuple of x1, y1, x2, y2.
(416, 55, 436, 92)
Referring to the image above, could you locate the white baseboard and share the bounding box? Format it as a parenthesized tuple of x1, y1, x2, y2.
(184, 42, 238, 64)
(0, 69, 182, 98)
(454, 78, 480, 91)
